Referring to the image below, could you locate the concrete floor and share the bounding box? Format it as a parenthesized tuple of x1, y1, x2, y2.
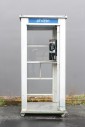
(0, 105, 85, 127)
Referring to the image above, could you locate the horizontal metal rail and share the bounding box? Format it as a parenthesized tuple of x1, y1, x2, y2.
(27, 94, 52, 96)
(27, 61, 57, 64)
(27, 78, 53, 80)
(27, 45, 48, 47)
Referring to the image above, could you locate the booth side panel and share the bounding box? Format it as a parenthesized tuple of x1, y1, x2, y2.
(21, 18, 28, 112)
(59, 19, 66, 111)
(56, 26, 60, 108)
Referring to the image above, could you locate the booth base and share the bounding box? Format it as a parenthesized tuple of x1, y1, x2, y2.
(21, 102, 66, 116)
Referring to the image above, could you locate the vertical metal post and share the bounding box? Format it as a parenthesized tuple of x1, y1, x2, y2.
(21, 18, 28, 112)
(56, 26, 60, 108)
(59, 19, 66, 111)
(40, 63, 41, 78)
(52, 27, 57, 102)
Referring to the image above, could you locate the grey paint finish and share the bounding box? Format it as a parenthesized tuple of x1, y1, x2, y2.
(0, 0, 85, 96)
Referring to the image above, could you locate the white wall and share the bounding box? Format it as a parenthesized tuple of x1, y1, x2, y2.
(0, 0, 85, 95)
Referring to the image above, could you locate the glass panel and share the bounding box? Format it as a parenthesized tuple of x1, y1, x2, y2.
(27, 80, 52, 94)
(27, 63, 40, 77)
(27, 47, 49, 61)
(27, 30, 52, 45)
(41, 63, 52, 77)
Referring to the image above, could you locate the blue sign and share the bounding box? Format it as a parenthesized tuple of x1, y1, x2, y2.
(29, 18, 58, 24)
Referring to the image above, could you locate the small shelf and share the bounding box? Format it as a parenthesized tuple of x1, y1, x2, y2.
(27, 94, 52, 96)
(27, 77, 53, 80)
(27, 44, 48, 47)
(27, 61, 57, 64)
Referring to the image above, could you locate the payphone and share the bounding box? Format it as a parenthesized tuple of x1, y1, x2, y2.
(49, 39, 57, 60)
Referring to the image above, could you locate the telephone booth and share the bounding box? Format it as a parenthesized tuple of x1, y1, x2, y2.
(19, 15, 67, 116)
